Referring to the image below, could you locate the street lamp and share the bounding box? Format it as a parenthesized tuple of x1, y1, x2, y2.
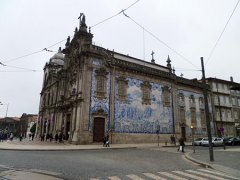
(190, 125, 195, 153)
(0, 102, 9, 117)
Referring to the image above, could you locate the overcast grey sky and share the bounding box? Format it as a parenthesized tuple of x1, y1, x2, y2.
(0, 0, 239, 117)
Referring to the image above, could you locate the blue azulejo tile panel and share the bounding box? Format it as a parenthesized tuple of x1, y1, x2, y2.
(114, 78, 173, 134)
(89, 67, 110, 131)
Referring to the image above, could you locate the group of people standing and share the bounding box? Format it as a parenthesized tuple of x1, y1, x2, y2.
(0, 131, 11, 142)
(40, 131, 69, 143)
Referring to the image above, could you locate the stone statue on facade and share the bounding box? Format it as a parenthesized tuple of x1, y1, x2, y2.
(78, 13, 86, 27)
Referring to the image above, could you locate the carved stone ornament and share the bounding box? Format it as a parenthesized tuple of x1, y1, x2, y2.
(92, 108, 107, 116)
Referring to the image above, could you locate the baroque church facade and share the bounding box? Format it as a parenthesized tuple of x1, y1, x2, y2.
(36, 15, 212, 144)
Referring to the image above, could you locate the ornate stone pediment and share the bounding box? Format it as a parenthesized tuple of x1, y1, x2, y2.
(92, 108, 107, 116)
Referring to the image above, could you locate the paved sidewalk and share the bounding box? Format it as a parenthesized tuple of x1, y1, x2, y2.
(185, 147, 240, 178)
(0, 139, 157, 151)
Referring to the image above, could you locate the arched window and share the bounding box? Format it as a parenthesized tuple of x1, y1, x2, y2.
(178, 93, 185, 107)
(189, 95, 195, 104)
(189, 95, 195, 108)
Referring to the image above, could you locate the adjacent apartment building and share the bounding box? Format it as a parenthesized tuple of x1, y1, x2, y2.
(206, 77, 240, 137)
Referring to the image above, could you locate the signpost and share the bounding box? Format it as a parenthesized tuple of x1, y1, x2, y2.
(156, 125, 160, 147)
(190, 125, 195, 153)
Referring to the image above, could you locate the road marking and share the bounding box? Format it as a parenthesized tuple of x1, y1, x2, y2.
(90, 178, 99, 180)
(186, 170, 230, 180)
(143, 173, 167, 180)
(108, 176, 121, 180)
(126, 174, 145, 180)
(158, 172, 187, 180)
(173, 170, 208, 180)
(198, 169, 239, 180)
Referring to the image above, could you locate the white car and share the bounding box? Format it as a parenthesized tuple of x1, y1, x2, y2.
(201, 137, 223, 146)
(193, 138, 206, 146)
(200, 138, 209, 146)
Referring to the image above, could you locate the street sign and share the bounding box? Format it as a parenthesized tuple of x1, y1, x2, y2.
(219, 127, 224, 132)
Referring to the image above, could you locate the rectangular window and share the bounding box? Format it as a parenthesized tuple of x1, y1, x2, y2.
(238, 98, 240, 106)
(200, 110, 206, 128)
(190, 108, 196, 126)
(117, 79, 128, 101)
(232, 97, 236, 106)
(180, 108, 185, 124)
(141, 82, 151, 105)
(94, 68, 108, 99)
(97, 76, 105, 92)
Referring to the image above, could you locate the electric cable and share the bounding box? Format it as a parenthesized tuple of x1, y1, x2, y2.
(206, 0, 240, 64)
(4, 64, 39, 72)
(91, 0, 140, 28)
(122, 11, 199, 70)
(1, 0, 140, 65)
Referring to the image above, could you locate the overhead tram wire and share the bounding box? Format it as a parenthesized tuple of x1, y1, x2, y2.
(4, 64, 39, 72)
(91, 0, 140, 28)
(121, 11, 200, 70)
(206, 0, 240, 65)
(3, 50, 44, 64)
(2, 0, 140, 66)
(2, 47, 57, 64)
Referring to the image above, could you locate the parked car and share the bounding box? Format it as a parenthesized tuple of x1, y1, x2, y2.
(200, 138, 210, 146)
(193, 137, 206, 146)
(225, 137, 240, 146)
(201, 137, 223, 146)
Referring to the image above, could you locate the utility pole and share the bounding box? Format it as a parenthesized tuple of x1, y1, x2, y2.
(201, 57, 214, 161)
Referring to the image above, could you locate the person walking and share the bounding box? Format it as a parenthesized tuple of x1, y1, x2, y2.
(10, 133, 14, 141)
(55, 133, 59, 143)
(105, 134, 110, 147)
(178, 137, 185, 152)
(102, 136, 106, 147)
(0, 131, 2, 142)
(19, 134, 23, 142)
(170, 135, 174, 144)
(31, 133, 35, 141)
(172, 135, 176, 146)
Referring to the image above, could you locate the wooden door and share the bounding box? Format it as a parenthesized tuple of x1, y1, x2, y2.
(66, 114, 71, 138)
(93, 117, 105, 142)
(181, 127, 186, 140)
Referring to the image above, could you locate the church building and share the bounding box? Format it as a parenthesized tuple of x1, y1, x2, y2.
(36, 14, 211, 144)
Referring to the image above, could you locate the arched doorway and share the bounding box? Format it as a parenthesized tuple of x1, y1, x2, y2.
(93, 117, 105, 142)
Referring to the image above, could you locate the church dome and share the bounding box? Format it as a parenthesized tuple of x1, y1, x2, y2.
(50, 47, 64, 66)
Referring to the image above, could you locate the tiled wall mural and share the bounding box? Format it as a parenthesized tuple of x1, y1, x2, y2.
(114, 78, 173, 134)
(89, 65, 110, 131)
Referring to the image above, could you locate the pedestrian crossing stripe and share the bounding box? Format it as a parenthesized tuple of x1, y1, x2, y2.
(143, 173, 167, 180)
(158, 171, 188, 180)
(126, 174, 145, 180)
(198, 169, 239, 180)
(90, 168, 238, 180)
(173, 170, 208, 180)
(186, 170, 229, 180)
(108, 176, 121, 180)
